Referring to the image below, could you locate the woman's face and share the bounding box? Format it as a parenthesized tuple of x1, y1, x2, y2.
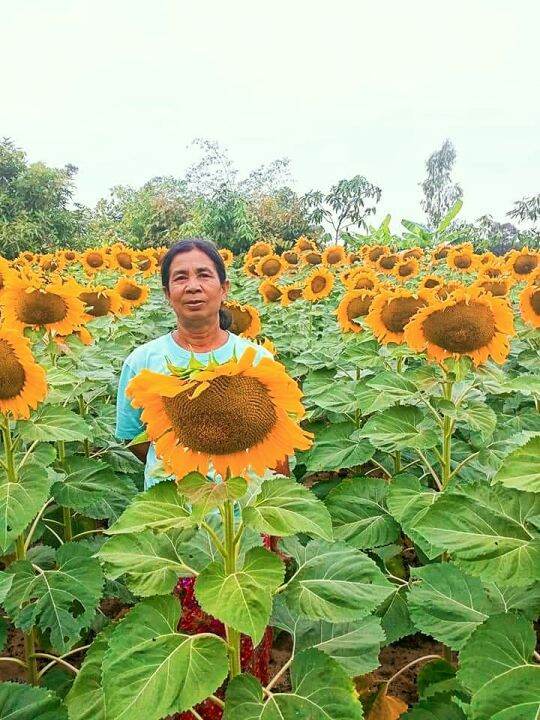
(164, 249, 229, 326)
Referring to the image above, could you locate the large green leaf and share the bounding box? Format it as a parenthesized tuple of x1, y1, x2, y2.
(0, 459, 52, 552)
(414, 483, 540, 585)
(102, 596, 228, 720)
(178, 471, 247, 517)
(408, 563, 489, 650)
(325, 477, 400, 549)
(366, 371, 419, 402)
(52, 456, 136, 518)
(492, 435, 540, 493)
(484, 581, 540, 619)
(386, 474, 442, 556)
(299, 422, 374, 473)
(4, 542, 103, 652)
(98, 528, 196, 596)
(458, 613, 540, 720)
(358, 406, 438, 452)
(107, 480, 193, 534)
(243, 476, 333, 541)
(65, 625, 113, 720)
(17, 405, 92, 442)
(376, 585, 414, 644)
(282, 538, 393, 622)
(303, 369, 362, 414)
(0, 682, 68, 719)
(195, 547, 284, 644)
(403, 697, 467, 719)
(223, 648, 363, 719)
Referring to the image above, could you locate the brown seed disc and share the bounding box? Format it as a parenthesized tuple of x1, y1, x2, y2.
(0, 340, 26, 400)
(513, 255, 538, 275)
(434, 248, 449, 259)
(263, 285, 281, 302)
(352, 277, 375, 290)
(228, 307, 254, 334)
(397, 262, 415, 277)
(116, 252, 133, 270)
(379, 255, 398, 270)
(483, 267, 503, 278)
(80, 291, 112, 317)
(424, 278, 441, 288)
(65, 251, 76, 260)
(479, 281, 507, 297)
(287, 288, 303, 301)
(422, 301, 496, 352)
(380, 297, 427, 333)
(530, 288, 540, 315)
(86, 252, 104, 268)
(346, 296, 373, 320)
(326, 250, 342, 264)
(454, 255, 472, 269)
(368, 247, 385, 262)
(138, 258, 151, 271)
(261, 259, 282, 276)
(304, 252, 322, 265)
(311, 276, 327, 293)
(162, 376, 277, 454)
(283, 251, 298, 265)
(119, 284, 142, 301)
(17, 291, 68, 325)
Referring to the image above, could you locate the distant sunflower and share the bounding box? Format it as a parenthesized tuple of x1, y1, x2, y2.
(447, 247, 477, 273)
(280, 285, 304, 307)
(301, 250, 323, 266)
(419, 274, 444, 291)
(60, 249, 79, 265)
(127, 347, 312, 477)
(258, 280, 283, 304)
(507, 248, 539, 281)
(365, 245, 389, 265)
(81, 248, 108, 275)
(434, 281, 463, 300)
(322, 245, 347, 267)
(345, 269, 379, 291)
(1, 277, 85, 335)
(303, 267, 334, 301)
(480, 264, 506, 279)
(39, 253, 65, 274)
(294, 236, 317, 253)
(155, 247, 168, 266)
(79, 286, 123, 318)
(135, 251, 158, 277)
(110, 247, 137, 275)
(224, 301, 261, 338)
(257, 253, 286, 279)
(19, 251, 36, 263)
(0, 327, 47, 419)
(219, 248, 234, 267)
(282, 250, 300, 267)
(405, 289, 514, 365)
(520, 284, 540, 328)
(394, 258, 420, 281)
(366, 288, 429, 344)
(478, 251, 498, 266)
(243, 259, 260, 277)
(336, 290, 375, 333)
(115, 278, 149, 309)
(377, 253, 399, 273)
(248, 241, 274, 259)
(432, 245, 450, 261)
(0, 259, 15, 297)
(347, 251, 363, 265)
(472, 278, 512, 298)
(402, 247, 424, 261)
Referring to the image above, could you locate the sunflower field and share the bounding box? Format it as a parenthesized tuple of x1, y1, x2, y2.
(0, 234, 539, 720)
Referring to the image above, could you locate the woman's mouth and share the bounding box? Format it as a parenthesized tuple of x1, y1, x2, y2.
(185, 300, 204, 309)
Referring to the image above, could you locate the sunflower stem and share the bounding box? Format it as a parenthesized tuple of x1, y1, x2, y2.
(441, 378, 454, 490)
(15, 530, 39, 685)
(1, 418, 17, 484)
(77, 396, 91, 457)
(223, 498, 241, 679)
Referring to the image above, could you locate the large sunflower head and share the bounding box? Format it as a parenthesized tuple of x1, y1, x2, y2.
(520, 284, 540, 328)
(115, 278, 150, 310)
(219, 248, 234, 268)
(81, 248, 108, 275)
(0, 326, 47, 419)
(322, 245, 347, 267)
(126, 347, 312, 478)
(248, 241, 274, 260)
(301, 249, 323, 266)
(224, 301, 261, 338)
(303, 267, 335, 301)
(294, 236, 317, 253)
(1, 277, 86, 335)
(394, 258, 420, 281)
(79, 285, 123, 318)
(280, 284, 304, 307)
(365, 288, 430, 344)
(507, 248, 539, 281)
(336, 289, 375, 333)
(257, 253, 286, 279)
(258, 280, 283, 304)
(282, 250, 300, 267)
(447, 247, 478, 273)
(404, 289, 515, 365)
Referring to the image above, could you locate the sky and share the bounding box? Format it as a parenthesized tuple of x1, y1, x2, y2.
(2, 0, 539, 231)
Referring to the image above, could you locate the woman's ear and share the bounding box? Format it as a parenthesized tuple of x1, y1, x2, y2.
(221, 279, 230, 301)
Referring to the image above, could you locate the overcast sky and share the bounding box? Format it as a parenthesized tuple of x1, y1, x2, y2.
(2, 0, 539, 230)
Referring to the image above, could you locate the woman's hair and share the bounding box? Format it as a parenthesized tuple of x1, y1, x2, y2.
(160, 237, 231, 330)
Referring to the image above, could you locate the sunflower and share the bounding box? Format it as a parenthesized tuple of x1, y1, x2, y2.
(280, 285, 304, 307)
(1, 277, 86, 335)
(60, 249, 79, 264)
(447, 246, 478, 273)
(155, 247, 168, 266)
(394, 258, 420, 281)
(336, 290, 375, 333)
(404, 289, 514, 365)
(224, 301, 261, 338)
(478, 251, 498, 266)
(248, 241, 274, 260)
(126, 347, 312, 478)
(219, 248, 234, 267)
(303, 267, 334, 301)
(344, 269, 379, 291)
(479, 264, 506, 279)
(115, 278, 150, 309)
(110, 247, 137, 275)
(282, 250, 300, 267)
(0, 258, 15, 297)
(301, 250, 323, 266)
(419, 274, 444, 291)
(258, 280, 283, 304)
(347, 251, 363, 265)
(18, 251, 36, 263)
(434, 281, 463, 300)
(507, 248, 539, 281)
(520, 284, 540, 328)
(365, 288, 429, 344)
(472, 278, 512, 298)
(257, 253, 286, 279)
(365, 245, 389, 265)
(294, 236, 317, 253)
(243, 259, 260, 277)
(39, 253, 65, 274)
(79, 285, 123, 318)
(0, 327, 47, 419)
(135, 251, 158, 277)
(377, 253, 399, 273)
(322, 245, 347, 267)
(402, 247, 424, 261)
(432, 244, 451, 261)
(81, 248, 108, 275)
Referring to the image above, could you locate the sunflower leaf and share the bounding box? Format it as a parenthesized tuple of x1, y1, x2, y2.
(298, 421, 374, 472)
(243, 476, 333, 541)
(492, 434, 540, 493)
(106, 480, 194, 534)
(17, 405, 93, 442)
(102, 596, 228, 719)
(357, 405, 439, 452)
(0, 682, 68, 719)
(65, 625, 113, 720)
(376, 585, 414, 644)
(179, 471, 247, 516)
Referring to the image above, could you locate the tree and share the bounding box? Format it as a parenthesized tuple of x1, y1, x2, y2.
(508, 193, 540, 226)
(420, 139, 463, 228)
(303, 175, 382, 246)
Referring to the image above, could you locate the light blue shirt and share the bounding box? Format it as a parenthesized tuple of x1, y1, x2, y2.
(115, 331, 272, 488)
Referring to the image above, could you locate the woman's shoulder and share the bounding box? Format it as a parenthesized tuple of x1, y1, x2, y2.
(123, 333, 174, 370)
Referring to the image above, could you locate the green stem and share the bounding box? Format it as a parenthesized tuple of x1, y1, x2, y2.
(223, 498, 241, 679)
(393, 451, 401, 474)
(56, 441, 72, 542)
(77, 396, 91, 457)
(441, 379, 454, 490)
(15, 527, 39, 685)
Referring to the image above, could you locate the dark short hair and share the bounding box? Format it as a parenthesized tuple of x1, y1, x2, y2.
(160, 237, 231, 330)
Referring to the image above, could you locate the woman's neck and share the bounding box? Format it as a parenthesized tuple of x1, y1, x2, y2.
(172, 322, 229, 353)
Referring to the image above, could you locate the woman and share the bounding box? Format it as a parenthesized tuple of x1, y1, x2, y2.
(115, 237, 273, 488)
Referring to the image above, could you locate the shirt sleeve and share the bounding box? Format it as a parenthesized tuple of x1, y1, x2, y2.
(115, 359, 144, 441)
